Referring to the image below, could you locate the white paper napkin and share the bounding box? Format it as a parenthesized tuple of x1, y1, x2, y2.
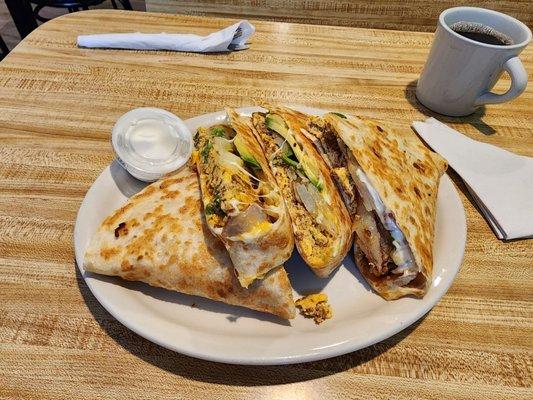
(77, 20, 255, 52)
(412, 117, 533, 240)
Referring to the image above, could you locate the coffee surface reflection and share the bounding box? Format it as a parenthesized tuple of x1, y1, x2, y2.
(450, 21, 514, 46)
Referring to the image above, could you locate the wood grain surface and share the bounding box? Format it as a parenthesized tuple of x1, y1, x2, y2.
(146, 0, 533, 32)
(0, 9, 532, 400)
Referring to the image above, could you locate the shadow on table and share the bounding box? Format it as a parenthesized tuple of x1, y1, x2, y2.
(405, 79, 497, 136)
(76, 266, 428, 386)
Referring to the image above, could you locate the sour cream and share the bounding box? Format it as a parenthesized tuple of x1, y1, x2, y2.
(354, 167, 419, 277)
(112, 108, 192, 182)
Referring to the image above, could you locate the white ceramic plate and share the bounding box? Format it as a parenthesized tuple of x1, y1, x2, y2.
(74, 106, 467, 365)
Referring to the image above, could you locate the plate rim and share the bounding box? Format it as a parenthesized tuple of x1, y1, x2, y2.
(74, 106, 467, 365)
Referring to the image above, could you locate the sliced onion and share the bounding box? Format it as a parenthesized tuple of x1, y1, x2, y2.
(293, 182, 318, 214)
(391, 245, 412, 267)
(285, 167, 298, 181)
(393, 272, 417, 287)
(222, 203, 268, 238)
(219, 151, 243, 170)
(213, 136, 233, 152)
(273, 133, 286, 148)
(353, 199, 383, 268)
(391, 261, 417, 275)
(349, 164, 374, 212)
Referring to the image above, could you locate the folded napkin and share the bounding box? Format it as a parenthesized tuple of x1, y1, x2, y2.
(412, 118, 533, 240)
(77, 20, 255, 52)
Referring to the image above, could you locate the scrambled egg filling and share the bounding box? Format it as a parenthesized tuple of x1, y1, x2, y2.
(195, 125, 259, 228)
(295, 293, 332, 324)
(273, 160, 333, 261)
(253, 113, 334, 264)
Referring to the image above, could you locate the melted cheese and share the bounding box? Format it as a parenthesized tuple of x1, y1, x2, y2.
(249, 220, 271, 235)
(190, 150, 199, 165)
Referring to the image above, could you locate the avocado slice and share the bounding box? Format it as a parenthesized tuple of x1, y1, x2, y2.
(331, 112, 347, 119)
(280, 144, 300, 169)
(265, 114, 289, 138)
(233, 133, 261, 168)
(300, 157, 324, 191)
(266, 113, 323, 190)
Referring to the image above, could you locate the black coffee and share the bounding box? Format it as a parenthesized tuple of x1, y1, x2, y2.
(450, 21, 514, 46)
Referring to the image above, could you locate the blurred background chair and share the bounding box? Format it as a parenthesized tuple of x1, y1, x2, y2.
(1, 0, 141, 52)
(30, 0, 132, 22)
(4, 0, 38, 40)
(0, 34, 9, 60)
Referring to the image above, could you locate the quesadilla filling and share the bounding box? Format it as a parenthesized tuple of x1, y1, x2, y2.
(295, 293, 332, 325)
(252, 112, 340, 266)
(194, 124, 282, 242)
(307, 116, 420, 286)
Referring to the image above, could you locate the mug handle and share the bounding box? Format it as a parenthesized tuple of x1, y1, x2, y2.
(474, 57, 528, 106)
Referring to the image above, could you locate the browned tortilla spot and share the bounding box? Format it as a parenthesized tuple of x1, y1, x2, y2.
(134, 185, 155, 199)
(102, 203, 133, 228)
(114, 222, 128, 238)
(100, 247, 118, 260)
(121, 260, 133, 272)
(159, 176, 186, 189)
(160, 190, 181, 200)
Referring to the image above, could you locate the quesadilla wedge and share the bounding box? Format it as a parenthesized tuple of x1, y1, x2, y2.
(251, 105, 352, 277)
(83, 167, 296, 320)
(193, 108, 294, 288)
(306, 112, 447, 300)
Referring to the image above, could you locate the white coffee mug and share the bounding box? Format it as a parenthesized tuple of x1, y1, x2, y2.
(416, 7, 531, 116)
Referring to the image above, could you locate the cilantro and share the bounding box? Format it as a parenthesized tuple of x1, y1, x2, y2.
(211, 127, 226, 137)
(200, 142, 212, 161)
(205, 194, 225, 216)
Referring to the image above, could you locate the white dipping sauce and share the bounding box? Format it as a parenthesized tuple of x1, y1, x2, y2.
(112, 108, 192, 182)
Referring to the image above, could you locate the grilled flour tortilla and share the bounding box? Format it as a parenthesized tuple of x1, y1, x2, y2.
(84, 167, 296, 320)
(194, 108, 294, 288)
(251, 105, 352, 277)
(307, 113, 447, 300)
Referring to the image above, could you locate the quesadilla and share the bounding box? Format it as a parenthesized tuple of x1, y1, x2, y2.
(306, 113, 447, 299)
(193, 108, 294, 288)
(251, 105, 352, 277)
(83, 167, 296, 320)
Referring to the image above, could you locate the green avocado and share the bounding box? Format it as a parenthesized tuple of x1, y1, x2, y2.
(331, 112, 347, 119)
(280, 144, 300, 169)
(233, 134, 260, 168)
(266, 113, 323, 190)
(265, 114, 289, 138)
(300, 157, 323, 191)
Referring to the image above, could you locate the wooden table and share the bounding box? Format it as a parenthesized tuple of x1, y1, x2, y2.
(0, 10, 531, 400)
(146, 0, 533, 32)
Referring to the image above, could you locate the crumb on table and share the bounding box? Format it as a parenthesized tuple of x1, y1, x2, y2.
(295, 293, 332, 324)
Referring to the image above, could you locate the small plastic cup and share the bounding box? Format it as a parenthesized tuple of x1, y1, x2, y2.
(111, 108, 193, 182)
